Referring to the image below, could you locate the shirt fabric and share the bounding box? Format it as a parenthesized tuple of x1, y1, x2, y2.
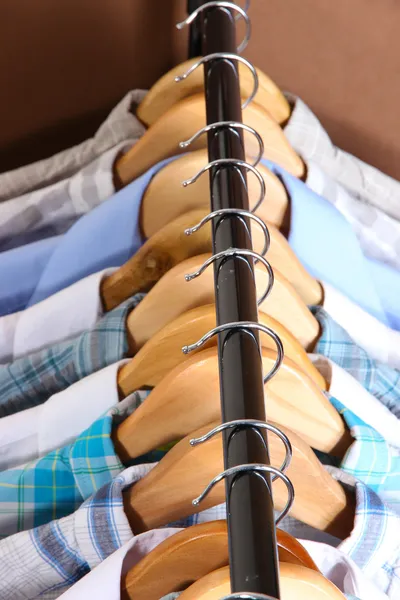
(313, 306, 400, 418)
(0, 142, 134, 252)
(0, 294, 143, 417)
(262, 159, 400, 330)
(0, 393, 150, 539)
(0, 157, 175, 316)
(0, 90, 146, 203)
(284, 92, 400, 222)
(306, 159, 400, 270)
(0, 361, 130, 471)
(311, 354, 400, 450)
(0, 268, 115, 364)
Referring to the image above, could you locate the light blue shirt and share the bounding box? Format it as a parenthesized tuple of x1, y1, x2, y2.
(262, 160, 400, 328)
(1, 157, 399, 330)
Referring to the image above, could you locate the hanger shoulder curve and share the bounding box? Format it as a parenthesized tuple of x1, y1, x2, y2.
(141, 149, 289, 238)
(121, 521, 319, 600)
(126, 254, 320, 352)
(179, 564, 347, 600)
(116, 94, 304, 186)
(114, 346, 348, 467)
(122, 419, 354, 539)
(117, 303, 327, 398)
(136, 57, 291, 127)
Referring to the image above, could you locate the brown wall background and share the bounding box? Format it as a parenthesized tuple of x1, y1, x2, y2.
(1, 0, 399, 179)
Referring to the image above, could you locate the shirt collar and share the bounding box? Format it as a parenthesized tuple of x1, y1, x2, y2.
(260, 158, 388, 325)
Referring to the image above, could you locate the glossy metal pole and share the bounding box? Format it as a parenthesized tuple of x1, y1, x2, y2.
(199, 5, 280, 598)
(187, 0, 204, 57)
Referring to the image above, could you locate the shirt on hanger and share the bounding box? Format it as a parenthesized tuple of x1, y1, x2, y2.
(311, 355, 400, 450)
(0, 361, 141, 471)
(0, 142, 134, 252)
(0, 294, 143, 417)
(0, 394, 147, 538)
(0, 90, 146, 203)
(284, 92, 400, 222)
(312, 306, 400, 418)
(306, 159, 400, 270)
(263, 159, 400, 330)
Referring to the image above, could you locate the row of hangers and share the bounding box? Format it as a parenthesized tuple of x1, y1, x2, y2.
(81, 2, 356, 598)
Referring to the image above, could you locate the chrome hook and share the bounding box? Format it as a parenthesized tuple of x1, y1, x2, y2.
(183, 321, 283, 384)
(177, 2, 251, 53)
(184, 249, 274, 306)
(192, 463, 294, 525)
(182, 158, 265, 213)
(175, 54, 258, 108)
(179, 122, 264, 166)
(185, 209, 270, 257)
(190, 420, 292, 476)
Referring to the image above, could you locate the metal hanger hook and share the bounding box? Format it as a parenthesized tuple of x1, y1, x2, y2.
(179, 122, 264, 166)
(184, 249, 274, 306)
(190, 419, 292, 476)
(182, 158, 265, 213)
(176, 2, 251, 54)
(185, 209, 270, 257)
(182, 321, 283, 384)
(175, 53, 258, 108)
(192, 463, 295, 525)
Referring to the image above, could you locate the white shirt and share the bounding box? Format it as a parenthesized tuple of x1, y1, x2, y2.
(0, 360, 127, 471)
(59, 534, 388, 600)
(0, 268, 115, 363)
(310, 354, 400, 450)
(321, 281, 400, 369)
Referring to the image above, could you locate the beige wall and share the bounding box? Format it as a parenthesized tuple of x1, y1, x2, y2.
(1, 0, 400, 179)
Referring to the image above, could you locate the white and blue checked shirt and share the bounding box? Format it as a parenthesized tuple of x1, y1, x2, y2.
(0, 465, 397, 599)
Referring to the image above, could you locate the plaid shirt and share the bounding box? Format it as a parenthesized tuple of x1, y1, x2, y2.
(0, 90, 146, 204)
(285, 93, 400, 222)
(312, 306, 400, 418)
(306, 159, 400, 270)
(0, 391, 149, 539)
(325, 396, 400, 514)
(0, 294, 144, 417)
(0, 468, 396, 599)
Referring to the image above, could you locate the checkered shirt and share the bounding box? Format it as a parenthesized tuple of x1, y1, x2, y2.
(312, 306, 400, 418)
(0, 294, 144, 417)
(284, 92, 400, 222)
(327, 396, 400, 514)
(0, 390, 149, 540)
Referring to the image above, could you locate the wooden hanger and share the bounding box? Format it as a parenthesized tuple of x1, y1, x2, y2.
(101, 206, 322, 311)
(118, 304, 326, 393)
(140, 149, 289, 238)
(122, 420, 355, 539)
(114, 347, 350, 459)
(125, 254, 320, 353)
(116, 94, 304, 185)
(137, 57, 291, 127)
(121, 521, 319, 600)
(179, 564, 347, 600)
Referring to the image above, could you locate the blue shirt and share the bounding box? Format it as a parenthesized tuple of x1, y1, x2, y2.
(263, 160, 400, 329)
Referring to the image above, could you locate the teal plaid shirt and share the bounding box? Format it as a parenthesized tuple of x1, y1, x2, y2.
(312, 306, 400, 417)
(0, 391, 148, 539)
(325, 396, 400, 515)
(0, 294, 144, 417)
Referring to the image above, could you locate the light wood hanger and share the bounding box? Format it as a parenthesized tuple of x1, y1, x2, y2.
(140, 149, 289, 238)
(121, 521, 319, 600)
(115, 94, 304, 185)
(101, 206, 322, 311)
(137, 57, 291, 127)
(114, 347, 350, 459)
(179, 564, 347, 600)
(122, 420, 355, 539)
(118, 304, 327, 393)
(125, 254, 320, 353)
